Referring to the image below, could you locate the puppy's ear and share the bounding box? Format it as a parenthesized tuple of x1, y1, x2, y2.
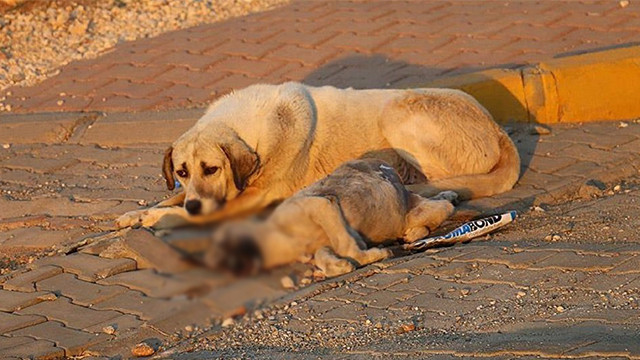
(162, 146, 175, 190)
(221, 140, 259, 191)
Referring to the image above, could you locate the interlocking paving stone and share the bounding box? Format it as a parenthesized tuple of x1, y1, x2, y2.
(2, 265, 63, 293)
(30, 253, 137, 281)
(202, 278, 287, 316)
(10, 321, 109, 357)
(530, 252, 627, 271)
(99, 229, 193, 273)
(148, 300, 214, 334)
(0, 336, 64, 360)
(36, 273, 128, 307)
(0, 289, 56, 312)
(97, 268, 208, 299)
(85, 327, 167, 358)
(0, 335, 33, 350)
(0, 312, 47, 334)
(93, 290, 186, 320)
(18, 297, 122, 330)
(358, 272, 412, 290)
(84, 314, 143, 336)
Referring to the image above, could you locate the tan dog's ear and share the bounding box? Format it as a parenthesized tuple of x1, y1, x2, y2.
(221, 141, 259, 191)
(162, 146, 175, 190)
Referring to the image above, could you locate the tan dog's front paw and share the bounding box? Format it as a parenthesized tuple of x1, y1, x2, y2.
(116, 210, 147, 228)
(117, 207, 190, 229)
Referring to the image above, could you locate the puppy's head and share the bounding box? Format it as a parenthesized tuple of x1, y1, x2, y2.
(162, 127, 259, 216)
(204, 221, 263, 276)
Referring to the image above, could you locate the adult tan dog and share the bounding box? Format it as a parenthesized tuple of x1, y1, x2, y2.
(116, 82, 520, 229)
(204, 159, 458, 277)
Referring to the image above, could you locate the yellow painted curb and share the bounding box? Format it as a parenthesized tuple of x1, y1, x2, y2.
(416, 45, 640, 124)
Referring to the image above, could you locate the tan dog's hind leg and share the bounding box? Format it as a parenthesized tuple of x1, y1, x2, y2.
(314, 247, 355, 278)
(303, 197, 392, 266)
(403, 192, 456, 243)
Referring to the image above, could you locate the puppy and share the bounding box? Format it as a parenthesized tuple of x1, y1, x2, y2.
(204, 159, 457, 277)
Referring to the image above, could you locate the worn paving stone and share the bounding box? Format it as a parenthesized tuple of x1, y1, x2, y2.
(9, 320, 109, 357)
(530, 252, 627, 271)
(85, 326, 167, 358)
(30, 253, 137, 281)
(202, 278, 287, 316)
(99, 229, 193, 273)
(549, 308, 640, 325)
(2, 265, 63, 293)
(0, 289, 56, 312)
(400, 293, 483, 316)
(609, 255, 640, 275)
(97, 268, 208, 299)
(0, 336, 64, 360)
(464, 283, 522, 301)
(36, 272, 129, 307)
(17, 297, 122, 330)
(84, 314, 144, 336)
(0, 312, 47, 334)
(93, 290, 186, 321)
(0, 335, 32, 351)
(148, 300, 214, 335)
(358, 272, 412, 290)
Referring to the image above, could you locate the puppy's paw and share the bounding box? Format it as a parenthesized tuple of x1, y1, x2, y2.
(431, 190, 459, 205)
(324, 258, 356, 278)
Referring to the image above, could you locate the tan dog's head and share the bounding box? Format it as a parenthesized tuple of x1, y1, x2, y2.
(162, 127, 259, 215)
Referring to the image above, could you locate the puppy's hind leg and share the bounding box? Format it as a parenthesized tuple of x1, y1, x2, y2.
(403, 192, 456, 243)
(314, 247, 355, 278)
(303, 196, 393, 266)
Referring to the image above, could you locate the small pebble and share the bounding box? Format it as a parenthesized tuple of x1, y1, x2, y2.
(620, 0, 630, 8)
(131, 342, 155, 357)
(280, 275, 295, 289)
(556, 306, 565, 313)
(102, 325, 116, 335)
(613, 185, 621, 192)
(618, 121, 629, 128)
(529, 125, 551, 135)
(221, 318, 234, 327)
(396, 323, 415, 334)
(2, 143, 10, 149)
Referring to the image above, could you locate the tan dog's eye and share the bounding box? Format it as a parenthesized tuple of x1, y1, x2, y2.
(176, 169, 188, 178)
(203, 166, 220, 176)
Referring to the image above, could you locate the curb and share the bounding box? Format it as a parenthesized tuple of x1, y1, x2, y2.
(2, 46, 639, 145)
(418, 45, 640, 124)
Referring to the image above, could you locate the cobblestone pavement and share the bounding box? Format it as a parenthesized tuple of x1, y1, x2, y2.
(1, 0, 640, 358)
(1, 0, 639, 113)
(0, 118, 639, 358)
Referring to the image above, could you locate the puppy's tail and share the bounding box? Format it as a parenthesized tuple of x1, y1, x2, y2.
(407, 132, 520, 201)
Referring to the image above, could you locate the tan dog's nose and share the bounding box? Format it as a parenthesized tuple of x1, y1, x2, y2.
(185, 199, 202, 215)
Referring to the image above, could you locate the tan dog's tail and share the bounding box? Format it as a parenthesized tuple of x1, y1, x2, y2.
(407, 133, 520, 201)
